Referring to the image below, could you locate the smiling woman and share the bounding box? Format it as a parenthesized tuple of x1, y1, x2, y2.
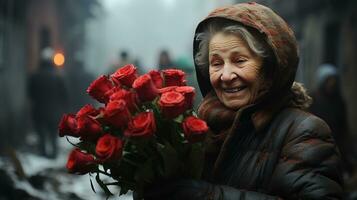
(208, 32, 264, 110)
(195, 19, 275, 110)
(139, 2, 344, 200)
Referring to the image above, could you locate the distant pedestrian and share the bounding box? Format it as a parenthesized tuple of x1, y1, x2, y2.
(28, 47, 68, 158)
(158, 49, 174, 70)
(310, 63, 354, 174)
(108, 50, 133, 74)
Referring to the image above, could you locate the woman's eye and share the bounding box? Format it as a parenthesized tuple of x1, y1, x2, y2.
(211, 61, 223, 66)
(233, 59, 246, 63)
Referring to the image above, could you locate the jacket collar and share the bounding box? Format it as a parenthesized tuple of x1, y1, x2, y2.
(234, 92, 291, 133)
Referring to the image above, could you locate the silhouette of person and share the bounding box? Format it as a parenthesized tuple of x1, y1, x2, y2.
(28, 47, 68, 158)
(158, 49, 174, 70)
(310, 63, 354, 174)
(108, 50, 133, 75)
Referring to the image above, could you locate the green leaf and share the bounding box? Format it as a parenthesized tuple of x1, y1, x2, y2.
(119, 185, 130, 196)
(185, 143, 205, 179)
(95, 173, 113, 197)
(122, 156, 140, 167)
(116, 156, 138, 181)
(173, 114, 184, 123)
(156, 141, 181, 178)
(77, 141, 96, 154)
(102, 125, 111, 132)
(103, 163, 110, 173)
(134, 158, 155, 184)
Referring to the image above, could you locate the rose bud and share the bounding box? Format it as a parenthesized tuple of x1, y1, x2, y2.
(66, 148, 97, 174)
(87, 75, 114, 103)
(132, 74, 159, 102)
(182, 116, 208, 143)
(96, 134, 123, 162)
(124, 112, 156, 138)
(77, 116, 103, 141)
(162, 69, 186, 86)
(158, 91, 186, 119)
(104, 100, 131, 128)
(109, 88, 138, 112)
(111, 64, 138, 88)
(76, 104, 99, 119)
(175, 86, 195, 110)
(158, 86, 178, 94)
(148, 70, 163, 89)
(59, 114, 79, 137)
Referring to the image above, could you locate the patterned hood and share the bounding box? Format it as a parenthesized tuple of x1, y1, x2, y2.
(193, 2, 299, 99)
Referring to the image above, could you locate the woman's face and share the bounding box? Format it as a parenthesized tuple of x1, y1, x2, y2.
(209, 32, 264, 110)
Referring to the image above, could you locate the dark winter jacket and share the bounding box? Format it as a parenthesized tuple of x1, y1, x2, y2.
(199, 101, 343, 199)
(140, 3, 343, 200)
(28, 60, 68, 121)
(192, 3, 344, 200)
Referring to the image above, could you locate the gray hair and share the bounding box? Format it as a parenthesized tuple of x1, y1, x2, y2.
(195, 21, 271, 68)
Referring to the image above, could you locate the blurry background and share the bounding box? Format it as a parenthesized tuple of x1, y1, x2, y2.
(0, 0, 356, 199)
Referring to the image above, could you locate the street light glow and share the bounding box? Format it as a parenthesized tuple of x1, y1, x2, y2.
(54, 53, 65, 67)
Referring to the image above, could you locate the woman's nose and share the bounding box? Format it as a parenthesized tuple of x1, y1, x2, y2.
(220, 64, 237, 82)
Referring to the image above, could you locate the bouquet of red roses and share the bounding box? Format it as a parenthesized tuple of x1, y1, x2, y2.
(58, 64, 209, 198)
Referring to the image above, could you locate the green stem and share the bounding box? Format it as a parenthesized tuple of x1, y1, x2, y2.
(105, 182, 120, 186)
(97, 169, 111, 177)
(122, 157, 140, 167)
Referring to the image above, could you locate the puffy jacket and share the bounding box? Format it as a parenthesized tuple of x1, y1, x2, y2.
(201, 106, 343, 199)
(191, 2, 344, 199)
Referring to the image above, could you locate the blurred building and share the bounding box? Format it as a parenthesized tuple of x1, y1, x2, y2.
(0, 0, 99, 150)
(236, 0, 357, 138)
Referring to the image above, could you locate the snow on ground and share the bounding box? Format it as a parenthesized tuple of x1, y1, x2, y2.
(0, 137, 132, 200)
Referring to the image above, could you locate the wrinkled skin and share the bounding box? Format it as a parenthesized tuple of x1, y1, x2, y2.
(208, 32, 264, 110)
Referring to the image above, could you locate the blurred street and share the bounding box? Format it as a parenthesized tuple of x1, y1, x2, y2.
(0, 0, 357, 199)
(0, 137, 132, 199)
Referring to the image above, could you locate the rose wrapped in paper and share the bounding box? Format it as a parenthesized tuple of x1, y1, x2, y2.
(58, 64, 209, 198)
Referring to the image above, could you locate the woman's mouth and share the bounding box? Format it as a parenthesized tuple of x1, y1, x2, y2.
(223, 86, 247, 93)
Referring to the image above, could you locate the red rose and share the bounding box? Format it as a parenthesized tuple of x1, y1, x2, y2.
(175, 86, 195, 109)
(76, 104, 99, 118)
(87, 75, 114, 103)
(132, 74, 159, 102)
(109, 88, 138, 112)
(163, 69, 186, 86)
(158, 86, 178, 94)
(104, 86, 122, 100)
(124, 112, 156, 138)
(59, 114, 79, 137)
(111, 64, 138, 88)
(158, 91, 185, 119)
(96, 134, 123, 162)
(104, 100, 131, 128)
(77, 116, 103, 141)
(182, 116, 208, 143)
(148, 70, 163, 89)
(66, 148, 96, 174)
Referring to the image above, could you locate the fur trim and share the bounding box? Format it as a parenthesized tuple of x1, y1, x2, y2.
(289, 82, 312, 110)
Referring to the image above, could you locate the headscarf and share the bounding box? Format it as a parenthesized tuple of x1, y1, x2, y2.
(194, 3, 312, 132)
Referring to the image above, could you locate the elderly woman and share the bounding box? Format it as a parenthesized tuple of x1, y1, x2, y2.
(142, 3, 343, 200)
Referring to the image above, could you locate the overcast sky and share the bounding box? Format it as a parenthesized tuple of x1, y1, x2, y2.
(83, 0, 235, 75)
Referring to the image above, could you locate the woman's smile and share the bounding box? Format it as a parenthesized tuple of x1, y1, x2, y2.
(222, 85, 247, 93)
(208, 32, 263, 109)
